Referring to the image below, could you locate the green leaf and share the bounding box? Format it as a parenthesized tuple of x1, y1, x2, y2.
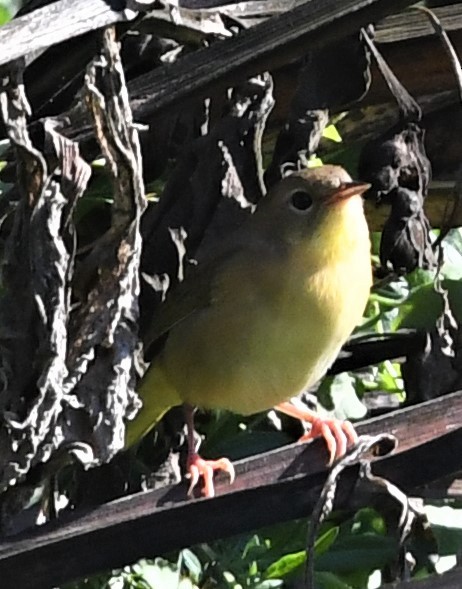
(317, 373, 367, 420)
(406, 268, 436, 289)
(314, 571, 354, 589)
(352, 508, 387, 536)
(242, 534, 269, 560)
(264, 549, 306, 579)
(394, 283, 444, 331)
(263, 526, 339, 580)
(0, 6, 11, 25)
(376, 361, 403, 394)
(315, 534, 396, 574)
(251, 520, 308, 573)
(322, 124, 342, 143)
(315, 526, 340, 556)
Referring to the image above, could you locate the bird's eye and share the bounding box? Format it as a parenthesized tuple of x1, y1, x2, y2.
(290, 190, 313, 211)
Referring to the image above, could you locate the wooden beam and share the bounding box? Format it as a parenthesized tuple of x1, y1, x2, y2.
(376, 3, 462, 44)
(130, 2, 462, 120)
(267, 4, 462, 115)
(127, 0, 420, 118)
(1, 391, 462, 589)
(47, 0, 419, 143)
(4, 1, 461, 133)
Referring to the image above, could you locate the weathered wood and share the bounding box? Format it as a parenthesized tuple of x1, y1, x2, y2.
(3, 1, 462, 133)
(269, 4, 462, 111)
(124, 0, 421, 118)
(0, 0, 134, 68)
(33, 0, 417, 145)
(376, 3, 462, 43)
(0, 391, 462, 589)
(127, 2, 462, 122)
(0, 0, 419, 73)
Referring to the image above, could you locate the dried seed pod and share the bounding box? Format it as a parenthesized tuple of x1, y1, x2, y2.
(358, 30, 434, 274)
(380, 187, 435, 273)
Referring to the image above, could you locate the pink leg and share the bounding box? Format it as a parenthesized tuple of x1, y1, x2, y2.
(275, 401, 358, 465)
(184, 404, 235, 498)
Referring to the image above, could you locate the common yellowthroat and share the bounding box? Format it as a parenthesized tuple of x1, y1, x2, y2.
(126, 165, 372, 497)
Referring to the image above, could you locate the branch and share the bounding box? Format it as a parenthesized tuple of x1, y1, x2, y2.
(1, 391, 462, 588)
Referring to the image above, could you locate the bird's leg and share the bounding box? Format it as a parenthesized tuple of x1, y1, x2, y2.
(275, 401, 358, 465)
(184, 404, 235, 498)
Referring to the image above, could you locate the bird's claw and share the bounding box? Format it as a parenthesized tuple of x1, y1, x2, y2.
(186, 453, 235, 498)
(298, 417, 358, 465)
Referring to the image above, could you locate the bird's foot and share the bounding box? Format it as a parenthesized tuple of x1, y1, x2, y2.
(298, 416, 358, 465)
(275, 401, 358, 465)
(186, 453, 235, 498)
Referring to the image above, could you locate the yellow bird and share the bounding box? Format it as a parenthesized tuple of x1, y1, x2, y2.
(126, 165, 372, 497)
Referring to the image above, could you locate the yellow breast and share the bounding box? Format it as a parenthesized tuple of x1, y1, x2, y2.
(158, 195, 371, 415)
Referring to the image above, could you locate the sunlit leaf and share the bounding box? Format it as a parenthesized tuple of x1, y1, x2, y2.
(264, 550, 306, 579)
(426, 505, 462, 557)
(131, 558, 198, 589)
(323, 124, 342, 143)
(315, 526, 340, 556)
(253, 579, 284, 588)
(264, 526, 339, 580)
(180, 549, 202, 582)
(0, 6, 11, 25)
(307, 155, 323, 168)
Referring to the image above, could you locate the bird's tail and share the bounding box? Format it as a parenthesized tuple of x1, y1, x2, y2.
(124, 364, 181, 448)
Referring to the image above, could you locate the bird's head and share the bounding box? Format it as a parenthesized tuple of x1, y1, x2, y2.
(254, 165, 371, 262)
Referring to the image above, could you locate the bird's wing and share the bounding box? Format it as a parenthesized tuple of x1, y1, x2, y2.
(143, 246, 249, 349)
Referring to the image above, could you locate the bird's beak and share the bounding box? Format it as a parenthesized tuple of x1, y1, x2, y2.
(330, 181, 371, 203)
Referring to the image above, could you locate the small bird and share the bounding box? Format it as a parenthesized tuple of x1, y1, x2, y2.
(126, 165, 372, 497)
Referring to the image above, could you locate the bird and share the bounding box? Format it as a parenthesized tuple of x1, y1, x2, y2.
(125, 165, 372, 497)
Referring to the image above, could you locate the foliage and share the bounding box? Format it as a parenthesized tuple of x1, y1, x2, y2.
(64, 502, 462, 588)
(0, 0, 21, 23)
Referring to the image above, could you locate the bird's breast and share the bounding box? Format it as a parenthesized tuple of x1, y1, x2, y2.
(160, 232, 371, 416)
